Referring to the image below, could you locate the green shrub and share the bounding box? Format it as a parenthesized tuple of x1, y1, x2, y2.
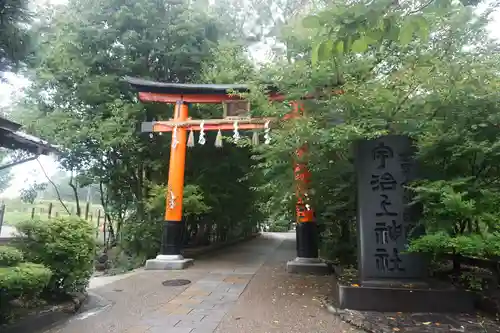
(121, 184, 212, 258)
(0, 262, 52, 323)
(0, 263, 52, 299)
(106, 247, 146, 275)
(268, 224, 289, 232)
(15, 216, 96, 296)
(408, 231, 500, 259)
(0, 246, 24, 267)
(120, 215, 162, 259)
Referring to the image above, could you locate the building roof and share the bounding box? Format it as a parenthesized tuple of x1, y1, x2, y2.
(0, 116, 58, 155)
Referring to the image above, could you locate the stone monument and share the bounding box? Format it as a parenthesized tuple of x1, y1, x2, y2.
(355, 135, 427, 283)
(335, 135, 475, 312)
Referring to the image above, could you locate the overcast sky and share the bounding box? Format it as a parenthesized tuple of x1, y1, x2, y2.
(0, 0, 499, 198)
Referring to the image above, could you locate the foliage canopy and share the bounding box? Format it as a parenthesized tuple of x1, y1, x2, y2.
(8, 0, 500, 274)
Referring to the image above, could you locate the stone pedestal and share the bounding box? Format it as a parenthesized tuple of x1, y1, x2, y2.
(335, 279, 475, 313)
(286, 257, 330, 275)
(145, 254, 193, 270)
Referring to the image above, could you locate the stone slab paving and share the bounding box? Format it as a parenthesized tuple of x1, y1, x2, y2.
(138, 273, 254, 332)
(44, 269, 209, 333)
(131, 235, 283, 333)
(42, 233, 360, 333)
(42, 233, 286, 333)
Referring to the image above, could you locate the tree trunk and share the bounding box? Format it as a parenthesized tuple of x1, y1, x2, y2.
(99, 181, 116, 247)
(68, 171, 81, 216)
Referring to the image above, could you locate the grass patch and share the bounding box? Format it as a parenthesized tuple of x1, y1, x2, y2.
(1, 199, 104, 226)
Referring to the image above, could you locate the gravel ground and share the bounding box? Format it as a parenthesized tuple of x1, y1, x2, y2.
(214, 233, 362, 333)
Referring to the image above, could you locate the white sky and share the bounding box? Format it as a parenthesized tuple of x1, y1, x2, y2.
(0, 0, 499, 198)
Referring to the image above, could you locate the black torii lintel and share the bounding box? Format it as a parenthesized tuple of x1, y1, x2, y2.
(124, 76, 280, 96)
(124, 76, 251, 95)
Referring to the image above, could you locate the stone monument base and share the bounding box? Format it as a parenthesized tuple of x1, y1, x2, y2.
(334, 279, 475, 313)
(286, 257, 331, 275)
(145, 254, 194, 270)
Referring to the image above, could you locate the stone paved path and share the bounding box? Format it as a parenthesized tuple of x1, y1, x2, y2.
(43, 233, 354, 333)
(214, 232, 359, 333)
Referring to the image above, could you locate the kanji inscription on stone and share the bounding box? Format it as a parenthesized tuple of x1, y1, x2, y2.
(354, 135, 427, 281)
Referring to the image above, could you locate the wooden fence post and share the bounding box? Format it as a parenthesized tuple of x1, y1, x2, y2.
(31, 207, 35, 219)
(48, 202, 53, 219)
(0, 203, 5, 232)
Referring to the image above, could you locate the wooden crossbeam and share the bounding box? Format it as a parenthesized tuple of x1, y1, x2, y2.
(142, 118, 275, 133)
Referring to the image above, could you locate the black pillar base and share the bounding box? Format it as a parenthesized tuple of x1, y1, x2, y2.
(288, 222, 329, 274)
(296, 222, 319, 258)
(161, 220, 185, 255)
(295, 222, 318, 258)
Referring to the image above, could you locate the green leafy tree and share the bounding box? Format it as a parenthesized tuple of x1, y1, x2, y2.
(0, 0, 31, 75)
(249, 0, 500, 265)
(19, 181, 47, 204)
(19, 0, 265, 258)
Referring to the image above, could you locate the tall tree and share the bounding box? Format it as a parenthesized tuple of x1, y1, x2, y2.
(19, 0, 264, 254)
(0, 0, 31, 75)
(250, 0, 500, 263)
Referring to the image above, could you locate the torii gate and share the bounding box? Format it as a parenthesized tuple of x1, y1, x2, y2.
(126, 77, 329, 274)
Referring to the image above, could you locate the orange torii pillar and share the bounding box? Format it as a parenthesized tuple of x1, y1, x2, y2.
(286, 102, 329, 274)
(145, 101, 194, 270)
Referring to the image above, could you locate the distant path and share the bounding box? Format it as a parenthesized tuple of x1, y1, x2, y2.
(42, 233, 358, 333)
(0, 225, 16, 238)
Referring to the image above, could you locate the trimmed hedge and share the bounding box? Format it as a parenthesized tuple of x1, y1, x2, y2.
(0, 216, 95, 324)
(0, 263, 52, 299)
(0, 246, 24, 267)
(0, 262, 52, 323)
(15, 216, 96, 296)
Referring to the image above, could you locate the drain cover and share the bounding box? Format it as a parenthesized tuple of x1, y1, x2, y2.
(162, 279, 191, 287)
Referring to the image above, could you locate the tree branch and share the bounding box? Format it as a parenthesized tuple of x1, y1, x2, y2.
(36, 158, 71, 215)
(405, 0, 434, 16)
